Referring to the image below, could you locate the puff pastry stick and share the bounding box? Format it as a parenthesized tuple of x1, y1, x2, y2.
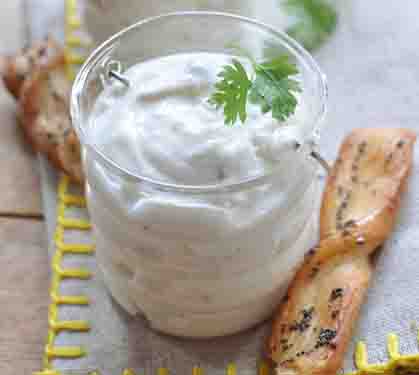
(1, 37, 84, 184)
(1, 36, 64, 99)
(268, 128, 416, 375)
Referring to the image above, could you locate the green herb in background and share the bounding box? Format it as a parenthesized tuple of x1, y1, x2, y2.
(209, 55, 301, 125)
(284, 0, 338, 51)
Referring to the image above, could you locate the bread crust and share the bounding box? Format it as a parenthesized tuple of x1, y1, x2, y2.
(1, 37, 83, 184)
(1, 36, 64, 99)
(268, 128, 416, 375)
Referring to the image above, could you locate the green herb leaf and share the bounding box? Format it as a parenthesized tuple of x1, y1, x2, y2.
(208, 59, 252, 125)
(210, 54, 301, 125)
(250, 55, 302, 122)
(284, 0, 338, 51)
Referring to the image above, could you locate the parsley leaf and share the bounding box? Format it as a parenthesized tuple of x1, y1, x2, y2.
(208, 59, 252, 125)
(210, 55, 301, 125)
(284, 0, 338, 51)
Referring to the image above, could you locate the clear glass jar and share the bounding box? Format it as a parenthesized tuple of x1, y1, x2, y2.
(71, 12, 327, 338)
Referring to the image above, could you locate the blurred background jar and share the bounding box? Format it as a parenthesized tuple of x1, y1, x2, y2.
(84, 0, 289, 45)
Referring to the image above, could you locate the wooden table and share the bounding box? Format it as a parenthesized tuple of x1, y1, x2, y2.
(0, 2, 49, 374)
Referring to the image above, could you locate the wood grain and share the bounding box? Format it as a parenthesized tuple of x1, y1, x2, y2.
(0, 0, 43, 217)
(0, 218, 49, 375)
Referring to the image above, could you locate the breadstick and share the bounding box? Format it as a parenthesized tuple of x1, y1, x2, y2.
(268, 128, 416, 375)
(1, 37, 83, 184)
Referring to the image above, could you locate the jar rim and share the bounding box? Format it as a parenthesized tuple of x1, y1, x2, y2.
(71, 11, 328, 194)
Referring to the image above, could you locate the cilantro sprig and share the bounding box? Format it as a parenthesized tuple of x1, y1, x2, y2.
(209, 60, 252, 125)
(209, 55, 301, 125)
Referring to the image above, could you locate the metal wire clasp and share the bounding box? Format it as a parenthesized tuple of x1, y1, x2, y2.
(294, 141, 330, 174)
(102, 59, 130, 88)
(310, 149, 331, 174)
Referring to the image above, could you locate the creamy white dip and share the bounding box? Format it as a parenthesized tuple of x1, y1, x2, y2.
(86, 52, 319, 337)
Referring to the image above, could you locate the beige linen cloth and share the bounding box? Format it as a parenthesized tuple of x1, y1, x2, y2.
(27, 0, 419, 374)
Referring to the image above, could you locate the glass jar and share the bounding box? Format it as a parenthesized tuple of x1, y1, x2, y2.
(71, 12, 327, 338)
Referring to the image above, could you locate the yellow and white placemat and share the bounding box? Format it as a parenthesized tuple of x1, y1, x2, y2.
(28, 1, 419, 374)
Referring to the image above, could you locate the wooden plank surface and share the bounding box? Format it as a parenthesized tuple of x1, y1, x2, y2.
(0, 218, 49, 375)
(0, 0, 43, 217)
(0, 2, 49, 375)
